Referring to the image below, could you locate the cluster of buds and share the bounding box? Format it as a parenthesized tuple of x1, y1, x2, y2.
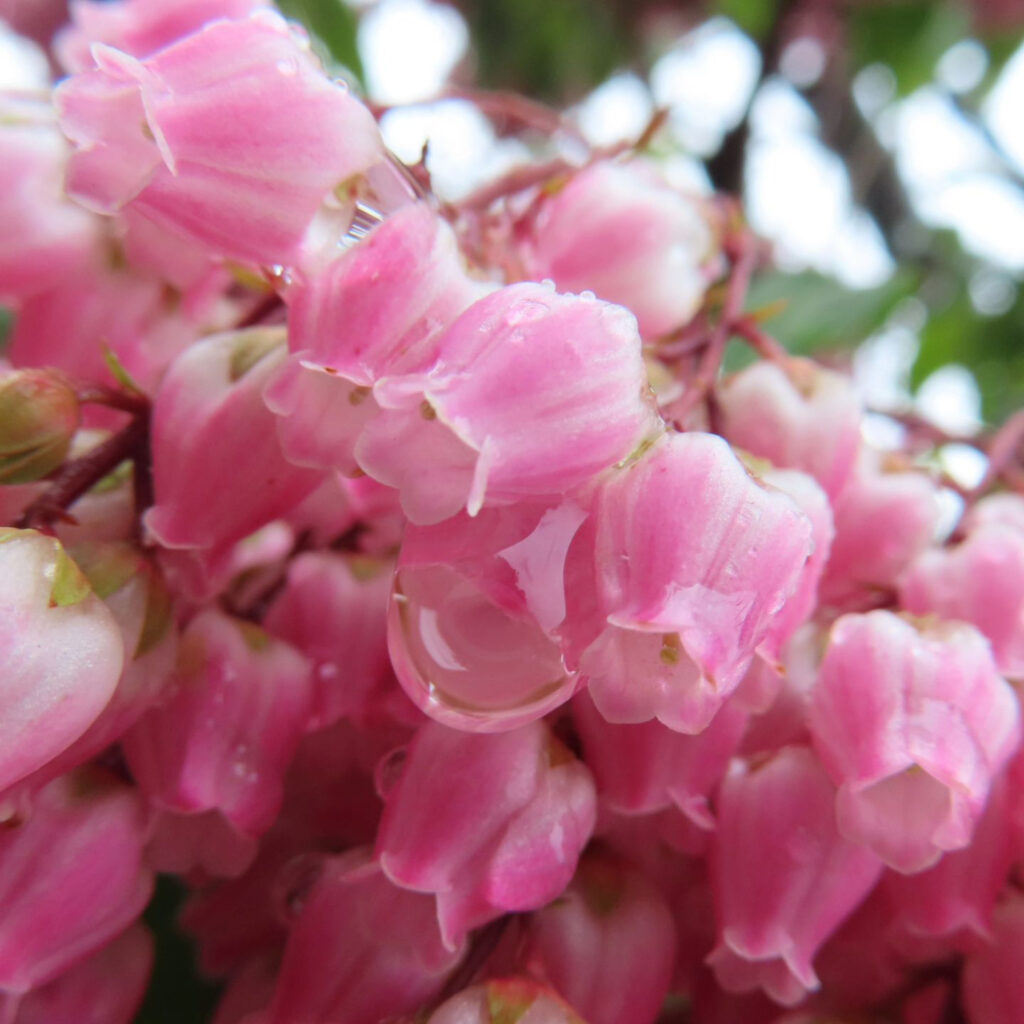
(1, 3, 1023, 1023)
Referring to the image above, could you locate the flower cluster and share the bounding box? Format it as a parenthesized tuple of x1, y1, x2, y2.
(1, 3, 1024, 1023)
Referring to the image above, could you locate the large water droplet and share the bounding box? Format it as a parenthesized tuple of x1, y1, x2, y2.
(388, 564, 576, 730)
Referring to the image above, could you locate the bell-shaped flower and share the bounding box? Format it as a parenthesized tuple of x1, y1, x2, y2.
(819, 449, 941, 609)
(578, 431, 813, 733)
(357, 283, 662, 523)
(717, 359, 862, 499)
(268, 204, 486, 476)
(388, 501, 587, 731)
(267, 850, 464, 1024)
(900, 519, 1024, 679)
(376, 720, 597, 950)
(809, 611, 1021, 873)
(519, 159, 716, 338)
(7, 541, 176, 803)
(56, 0, 272, 71)
(0, 770, 152, 994)
(707, 746, 883, 1006)
(56, 11, 383, 267)
(0, 529, 123, 795)
(428, 979, 585, 1024)
(145, 327, 323, 558)
(0, 924, 152, 1024)
(523, 853, 677, 1024)
(572, 690, 746, 827)
(264, 552, 395, 729)
(122, 609, 314, 837)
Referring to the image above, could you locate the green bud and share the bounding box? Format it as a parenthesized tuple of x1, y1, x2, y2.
(228, 327, 286, 382)
(0, 370, 80, 484)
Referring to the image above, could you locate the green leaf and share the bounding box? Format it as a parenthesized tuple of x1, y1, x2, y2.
(0, 307, 11, 355)
(277, 0, 365, 86)
(849, 1, 970, 95)
(712, 0, 780, 40)
(135, 877, 221, 1024)
(741, 269, 919, 356)
(50, 544, 93, 608)
(912, 286, 1024, 425)
(460, 0, 628, 101)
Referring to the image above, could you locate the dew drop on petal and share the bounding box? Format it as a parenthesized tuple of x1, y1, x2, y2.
(387, 564, 576, 730)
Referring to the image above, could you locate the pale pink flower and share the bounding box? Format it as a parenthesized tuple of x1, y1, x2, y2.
(56, 0, 272, 71)
(519, 159, 716, 338)
(717, 359, 862, 499)
(809, 611, 1020, 873)
(0, 529, 123, 795)
(57, 12, 383, 266)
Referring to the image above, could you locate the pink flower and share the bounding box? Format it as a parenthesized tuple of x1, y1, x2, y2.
(519, 160, 716, 338)
(376, 720, 597, 950)
(0, 529, 123, 796)
(57, 12, 383, 267)
(0, 924, 152, 1024)
(577, 431, 813, 733)
(707, 746, 883, 1006)
(962, 893, 1024, 1024)
(427, 979, 585, 1024)
(809, 611, 1020, 873)
(145, 327, 323, 558)
(267, 851, 464, 1024)
(0, 771, 152, 995)
(122, 609, 313, 837)
(357, 283, 662, 523)
(523, 853, 677, 1024)
(717, 359, 862, 499)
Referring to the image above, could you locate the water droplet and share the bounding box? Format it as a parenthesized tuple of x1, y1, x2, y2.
(273, 853, 326, 924)
(276, 57, 299, 76)
(388, 565, 575, 727)
(375, 746, 407, 799)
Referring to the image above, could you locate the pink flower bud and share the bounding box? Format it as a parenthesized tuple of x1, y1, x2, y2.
(519, 160, 715, 338)
(707, 747, 883, 1006)
(579, 432, 813, 733)
(523, 854, 676, 1024)
(376, 720, 597, 950)
(145, 328, 323, 556)
(900, 521, 1024, 678)
(57, 12, 383, 267)
(809, 611, 1020, 872)
(427, 978, 585, 1024)
(0, 923, 152, 1024)
(0, 369, 79, 484)
(388, 502, 587, 731)
(717, 359, 862, 499)
(0, 529, 123, 795)
(0, 771, 152, 994)
(122, 609, 313, 836)
(267, 851, 464, 1024)
(358, 283, 662, 523)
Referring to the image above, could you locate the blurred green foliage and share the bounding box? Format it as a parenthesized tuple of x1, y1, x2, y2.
(277, 0, 365, 84)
